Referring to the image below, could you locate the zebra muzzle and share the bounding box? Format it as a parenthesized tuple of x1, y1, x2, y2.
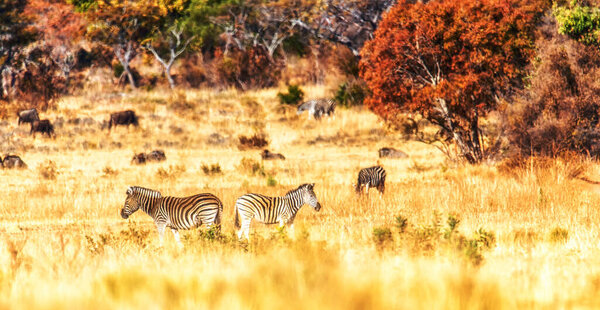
(315, 203, 322, 211)
(120, 210, 129, 219)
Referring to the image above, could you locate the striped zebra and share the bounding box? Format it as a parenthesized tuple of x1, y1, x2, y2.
(355, 166, 386, 195)
(120, 186, 223, 245)
(297, 98, 336, 119)
(234, 183, 322, 240)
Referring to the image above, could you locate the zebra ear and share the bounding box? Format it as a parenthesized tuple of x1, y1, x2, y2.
(309, 183, 315, 189)
(126, 187, 133, 195)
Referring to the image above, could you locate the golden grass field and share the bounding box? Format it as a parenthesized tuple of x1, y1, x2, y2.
(2, 85, 600, 309)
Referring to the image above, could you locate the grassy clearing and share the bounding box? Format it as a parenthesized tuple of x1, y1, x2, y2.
(1, 86, 600, 308)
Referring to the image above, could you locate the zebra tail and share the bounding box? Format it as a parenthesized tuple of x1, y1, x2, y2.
(234, 205, 240, 229)
(215, 200, 223, 231)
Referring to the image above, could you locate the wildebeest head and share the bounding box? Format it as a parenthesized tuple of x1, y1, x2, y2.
(131, 153, 146, 165)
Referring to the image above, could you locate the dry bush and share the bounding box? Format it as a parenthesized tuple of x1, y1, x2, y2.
(176, 54, 207, 88)
(238, 157, 266, 176)
(102, 166, 118, 177)
(156, 165, 186, 180)
(201, 163, 222, 175)
(207, 48, 281, 90)
(167, 91, 195, 114)
(497, 153, 590, 180)
(238, 133, 269, 150)
(38, 160, 59, 180)
(503, 16, 600, 160)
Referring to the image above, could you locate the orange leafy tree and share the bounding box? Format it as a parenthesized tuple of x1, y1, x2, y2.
(360, 0, 546, 163)
(26, 0, 86, 90)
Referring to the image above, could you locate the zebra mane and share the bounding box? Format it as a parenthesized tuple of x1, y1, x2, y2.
(284, 183, 314, 197)
(127, 186, 162, 198)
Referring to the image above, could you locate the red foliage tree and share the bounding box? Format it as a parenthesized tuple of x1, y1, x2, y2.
(360, 0, 546, 163)
(25, 0, 86, 90)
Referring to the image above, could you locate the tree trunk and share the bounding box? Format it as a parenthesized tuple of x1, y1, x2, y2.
(165, 62, 175, 89)
(114, 42, 137, 89)
(122, 62, 136, 89)
(436, 98, 480, 164)
(63, 68, 71, 90)
(470, 109, 483, 161)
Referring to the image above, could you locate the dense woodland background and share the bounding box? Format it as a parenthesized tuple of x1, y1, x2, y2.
(4, 0, 600, 163)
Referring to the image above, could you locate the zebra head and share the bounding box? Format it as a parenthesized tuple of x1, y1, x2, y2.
(300, 183, 321, 211)
(121, 187, 140, 219)
(121, 186, 161, 219)
(297, 101, 315, 115)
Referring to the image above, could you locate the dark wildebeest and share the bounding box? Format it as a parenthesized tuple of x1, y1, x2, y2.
(2, 155, 27, 169)
(17, 108, 40, 126)
(261, 149, 285, 160)
(30, 119, 54, 137)
(131, 153, 147, 165)
(109, 110, 139, 131)
(378, 147, 408, 159)
(146, 150, 166, 162)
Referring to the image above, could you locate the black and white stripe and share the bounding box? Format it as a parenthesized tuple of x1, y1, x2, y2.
(120, 186, 223, 245)
(297, 99, 336, 119)
(234, 183, 321, 240)
(356, 166, 386, 194)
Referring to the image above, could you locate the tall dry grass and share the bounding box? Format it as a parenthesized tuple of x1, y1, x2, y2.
(1, 86, 600, 309)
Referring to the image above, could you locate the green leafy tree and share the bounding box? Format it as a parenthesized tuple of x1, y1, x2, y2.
(85, 0, 162, 89)
(554, 2, 600, 46)
(143, 0, 196, 89)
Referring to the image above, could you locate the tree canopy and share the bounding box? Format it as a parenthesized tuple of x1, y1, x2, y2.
(360, 0, 546, 163)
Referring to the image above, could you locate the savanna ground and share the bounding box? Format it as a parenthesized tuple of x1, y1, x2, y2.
(1, 84, 600, 309)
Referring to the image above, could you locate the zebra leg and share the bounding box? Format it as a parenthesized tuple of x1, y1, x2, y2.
(156, 222, 166, 246)
(237, 218, 249, 240)
(365, 183, 370, 195)
(241, 219, 251, 241)
(171, 229, 182, 247)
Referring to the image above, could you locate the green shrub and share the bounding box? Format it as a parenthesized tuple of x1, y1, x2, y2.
(549, 227, 569, 243)
(373, 227, 393, 251)
(334, 79, 369, 107)
(277, 84, 304, 105)
(395, 215, 408, 233)
(393, 213, 495, 266)
(267, 175, 277, 187)
(112, 62, 124, 78)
